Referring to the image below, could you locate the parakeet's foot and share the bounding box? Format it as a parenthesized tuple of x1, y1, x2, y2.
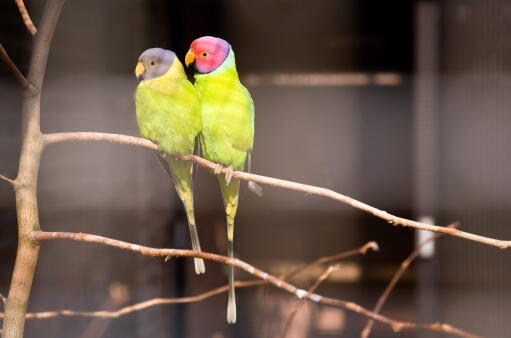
(225, 165, 234, 185)
(213, 163, 223, 175)
(194, 258, 206, 274)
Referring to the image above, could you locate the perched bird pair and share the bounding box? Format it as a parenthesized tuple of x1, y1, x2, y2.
(134, 36, 257, 324)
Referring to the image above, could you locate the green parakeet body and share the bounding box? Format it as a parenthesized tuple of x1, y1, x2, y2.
(135, 48, 205, 274)
(186, 36, 254, 323)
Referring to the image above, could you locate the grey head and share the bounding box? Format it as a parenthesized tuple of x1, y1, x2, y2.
(136, 48, 176, 81)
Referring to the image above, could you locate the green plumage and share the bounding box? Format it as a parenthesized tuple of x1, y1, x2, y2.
(194, 48, 254, 324)
(135, 56, 205, 274)
(195, 49, 254, 240)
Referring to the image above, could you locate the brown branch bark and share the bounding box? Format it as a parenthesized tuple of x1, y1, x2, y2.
(0, 241, 376, 320)
(282, 241, 378, 281)
(361, 224, 458, 338)
(0, 43, 29, 88)
(2, 1, 66, 337)
(282, 265, 338, 338)
(15, 0, 38, 35)
(43, 131, 511, 249)
(29, 230, 479, 338)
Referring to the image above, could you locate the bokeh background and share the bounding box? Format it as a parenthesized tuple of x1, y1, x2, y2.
(1, 0, 511, 337)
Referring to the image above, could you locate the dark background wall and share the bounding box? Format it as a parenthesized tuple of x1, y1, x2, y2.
(0, 1, 510, 337)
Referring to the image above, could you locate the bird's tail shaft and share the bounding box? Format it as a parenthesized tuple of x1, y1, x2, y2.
(219, 176, 240, 324)
(227, 239, 236, 324)
(175, 184, 205, 275)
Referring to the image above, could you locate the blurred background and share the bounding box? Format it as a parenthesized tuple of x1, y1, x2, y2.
(1, 0, 511, 337)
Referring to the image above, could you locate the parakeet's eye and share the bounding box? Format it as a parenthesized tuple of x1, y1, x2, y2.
(202, 52, 208, 57)
(150, 60, 156, 66)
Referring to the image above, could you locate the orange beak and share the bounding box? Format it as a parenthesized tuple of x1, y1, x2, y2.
(185, 49, 195, 67)
(135, 62, 145, 79)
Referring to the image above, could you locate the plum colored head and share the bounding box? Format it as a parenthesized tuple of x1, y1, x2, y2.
(185, 36, 230, 74)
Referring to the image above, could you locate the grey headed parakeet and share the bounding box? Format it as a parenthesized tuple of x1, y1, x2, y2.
(185, 36, 256, 324)
(134, 48, 205, 274)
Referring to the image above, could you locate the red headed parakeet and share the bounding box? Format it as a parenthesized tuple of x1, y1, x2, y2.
(134, 48, 205, 274)
(185, 36, 256, 324)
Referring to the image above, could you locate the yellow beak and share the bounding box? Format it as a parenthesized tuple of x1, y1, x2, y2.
(135, 62, 145, 79)
(185, 49, 195, 67)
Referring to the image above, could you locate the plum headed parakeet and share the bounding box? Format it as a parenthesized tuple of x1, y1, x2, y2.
(134, 48, 205, 274)
(185, 36, 258, 324)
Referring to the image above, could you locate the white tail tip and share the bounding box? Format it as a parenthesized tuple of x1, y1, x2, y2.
(227, 297, 237, 324)
(194, 258, 206, 274)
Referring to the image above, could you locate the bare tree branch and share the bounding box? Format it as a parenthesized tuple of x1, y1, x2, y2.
(282, 265, 338, 338)
(43, 132, 511, 250)
(0, 43, 29, 88)
(0, 242, 376, 320)
(2, 1, 66, 337)
(283, 241, 378, 281)
(0, 174, 17, 188)
(361, 224, 458, 338)
(15, 0, 38, 35)
(28, 230, 479, 338)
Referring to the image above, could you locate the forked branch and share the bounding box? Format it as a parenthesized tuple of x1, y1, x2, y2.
(0, 241, 375, 320)
(361, 224, 458, 337)
(29, 230, 479, 338)
(282, 265, 339, 338)
(43, 132, 511, 249)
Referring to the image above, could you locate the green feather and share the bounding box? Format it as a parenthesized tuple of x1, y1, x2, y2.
(194, 47, 255, 324)
(135, 57, 205, 274)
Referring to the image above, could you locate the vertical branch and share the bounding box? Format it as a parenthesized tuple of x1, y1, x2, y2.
(2, 1, 66, 337)
(360, 224, 457, 338)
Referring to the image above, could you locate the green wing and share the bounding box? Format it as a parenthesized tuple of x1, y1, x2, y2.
(135, 79, 205, 274)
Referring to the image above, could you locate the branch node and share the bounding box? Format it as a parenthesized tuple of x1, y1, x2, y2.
(391, 322, 404, 332)
(0, 174, 18, 189)
(362, 241, 379, 253)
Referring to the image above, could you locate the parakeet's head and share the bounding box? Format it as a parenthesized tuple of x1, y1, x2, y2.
(135, 48, 176, 81)
(185, 36, 230, 74)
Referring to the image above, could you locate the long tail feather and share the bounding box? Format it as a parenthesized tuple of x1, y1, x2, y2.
(162, 155, 205, 274)
(227, 239, 236, 324)
(176, 185, 205, 274)
(219, 176, 240, 323)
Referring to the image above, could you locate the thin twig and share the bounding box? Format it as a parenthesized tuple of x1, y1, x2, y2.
(28, 231, 478, 337)
(15, 0, 38, 35)
(1, 242, 376, 320)
(43, 132, 511, 249)
(282, 265, 338, 338)
(0, 43, 29, 88)
(0, 174, 17, 188)
(361, 223, 459, 338)
(283, 241, 378, 281)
